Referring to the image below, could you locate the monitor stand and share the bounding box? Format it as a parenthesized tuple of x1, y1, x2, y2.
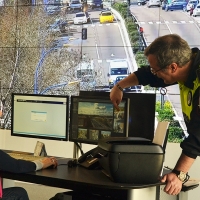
(73, 142, 82, 159)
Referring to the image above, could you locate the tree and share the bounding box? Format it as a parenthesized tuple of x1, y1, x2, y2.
(0, 2, 90, 128)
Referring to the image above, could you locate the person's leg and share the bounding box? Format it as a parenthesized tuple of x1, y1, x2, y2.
(1, 187, 29, 200)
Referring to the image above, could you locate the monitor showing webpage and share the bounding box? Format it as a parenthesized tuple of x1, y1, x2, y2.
(69, 96, 130, 144)
(11, 93, 69, 141)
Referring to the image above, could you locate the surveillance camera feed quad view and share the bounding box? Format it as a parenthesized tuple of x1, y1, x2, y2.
(77, 102, 125, 139)
(70, 97, 129, 144)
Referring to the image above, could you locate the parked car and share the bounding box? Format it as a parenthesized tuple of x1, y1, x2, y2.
(73, 12, 90, 24)
(48, 18, 68, 34)
(137, 0, 146, 5)
(148, 0, 161, 7)
(193, 3, 200, 16)
(165, 0, 187, 11)
(185, 0, 199, 11)
(99, 11, 114, 23)
(45, 5, 61, 15)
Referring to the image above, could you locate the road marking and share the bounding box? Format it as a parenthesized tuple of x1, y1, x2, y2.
(135, 20, 200, 25)
(96, 44, 100, 59)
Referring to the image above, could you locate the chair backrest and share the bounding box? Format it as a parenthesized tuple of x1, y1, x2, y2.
(153, 121, 170, 150)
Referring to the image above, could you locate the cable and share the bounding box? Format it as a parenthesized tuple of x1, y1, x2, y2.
(74, 142, 84, 155)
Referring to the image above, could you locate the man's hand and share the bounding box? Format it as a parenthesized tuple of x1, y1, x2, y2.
(110, 85, 123, 110)
(161, 172, 183, 195)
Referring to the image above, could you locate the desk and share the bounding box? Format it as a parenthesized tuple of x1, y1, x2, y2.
(1, 164, 164, 200)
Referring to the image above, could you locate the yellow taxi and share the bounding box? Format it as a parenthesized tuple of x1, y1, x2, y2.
(99, 11, 114, 23)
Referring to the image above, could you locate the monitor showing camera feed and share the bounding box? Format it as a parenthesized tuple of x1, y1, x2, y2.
(11, 93, 69, 141)
(69, 96, 130, 144)
(80, 91, 156, 141)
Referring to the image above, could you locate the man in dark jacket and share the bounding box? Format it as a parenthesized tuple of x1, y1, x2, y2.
(110, 34, 200, 196)
(0, 150, 57, 199)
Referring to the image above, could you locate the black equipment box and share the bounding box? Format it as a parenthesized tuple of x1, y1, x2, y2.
(98, 137, 164, 184)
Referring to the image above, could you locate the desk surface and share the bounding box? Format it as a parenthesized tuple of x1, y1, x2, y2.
(1, 164, 164, 197)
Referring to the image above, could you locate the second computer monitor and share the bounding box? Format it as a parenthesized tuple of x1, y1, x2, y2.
(80, 91, 156, 141)
(69, 95, 130, 145)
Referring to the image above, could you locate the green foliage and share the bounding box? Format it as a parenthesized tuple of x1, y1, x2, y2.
(168, 121, 183, 143)
(112, 2, 146, 67)
(156, 101, 183, 143)
(135, 51, 148, 66)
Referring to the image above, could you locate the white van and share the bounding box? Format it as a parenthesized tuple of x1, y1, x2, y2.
(148, 0, 161, 7)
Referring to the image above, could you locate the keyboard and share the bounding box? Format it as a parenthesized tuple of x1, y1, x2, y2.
(8, 152, 43, 161)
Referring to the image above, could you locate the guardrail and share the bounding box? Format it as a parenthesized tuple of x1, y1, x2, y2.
(111, 7, 138, 72)
(130, 12, 147, 50)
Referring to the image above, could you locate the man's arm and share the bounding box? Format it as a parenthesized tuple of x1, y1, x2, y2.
(0, 150, 57, 173)
(161, 153, 195, 195)
(110, 73, 139, 110)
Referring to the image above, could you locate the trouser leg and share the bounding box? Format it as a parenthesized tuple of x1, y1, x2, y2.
(1, 187, 29, 200)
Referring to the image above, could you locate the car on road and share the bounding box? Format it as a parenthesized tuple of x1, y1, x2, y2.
(73, 12, 90, 24)
(164, 0, 187, 11)
(99, 11, 114, 23)
(185, 0, 199, 11)
(87, 0, 103, 9)
(69, 0, 83, 11)
(193, 3, 200, 16)
(148, 0, 161, 7)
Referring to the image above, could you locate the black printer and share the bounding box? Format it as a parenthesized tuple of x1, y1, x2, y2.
(98, 137, 164, 184)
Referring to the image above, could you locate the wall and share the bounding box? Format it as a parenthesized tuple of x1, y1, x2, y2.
(0, 129, 96, 158)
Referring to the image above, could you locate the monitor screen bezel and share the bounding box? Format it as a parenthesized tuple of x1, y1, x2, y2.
(11, 93, 69, 141)
(69, 95, 130, 145)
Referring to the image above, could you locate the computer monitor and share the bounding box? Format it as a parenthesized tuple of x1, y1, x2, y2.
(11, 93, 69, 141)
(80, 91, 156, 141)
(69, 95, 130, 145)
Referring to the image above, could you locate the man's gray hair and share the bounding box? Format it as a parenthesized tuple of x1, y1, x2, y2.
(144, 34, 192, 69)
